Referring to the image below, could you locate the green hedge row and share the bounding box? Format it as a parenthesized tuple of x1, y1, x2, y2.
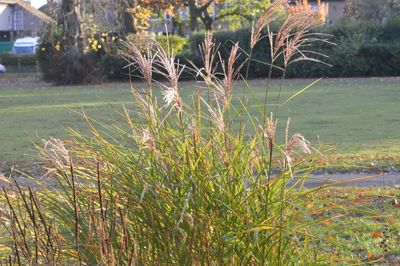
(288, 42, 400, 78)
(287, 19, 400, 77)
(101, 34, 189, 81)
(103, 19, 400, 80)
(186, 19, 400, 79)
(3, 20, 399, 79)
(0, 53, 37, 66)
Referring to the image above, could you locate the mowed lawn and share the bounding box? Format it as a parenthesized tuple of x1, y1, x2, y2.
(1, 77, 399, 163)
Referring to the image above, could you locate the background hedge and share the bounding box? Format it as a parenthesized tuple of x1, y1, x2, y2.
(185, 19, 400, 79)
(30, 18, 400, 81)
(102, 19, 400, 81)
(0, 53, 37, 66)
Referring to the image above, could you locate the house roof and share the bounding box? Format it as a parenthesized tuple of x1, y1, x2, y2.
(0, 0, 54, 23)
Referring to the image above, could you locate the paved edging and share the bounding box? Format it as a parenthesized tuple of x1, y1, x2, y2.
(2, 173, 400, 189)
(302, 173, 400, 188)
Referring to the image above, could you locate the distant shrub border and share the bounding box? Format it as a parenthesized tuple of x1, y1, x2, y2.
(34, 17, 400, 82)
(101, 19, 400, 81)
(0, 53, 38, 73)
(186, 19, 400, 79)
(0, 53, 37, 66)
(101, 34, 189, 81)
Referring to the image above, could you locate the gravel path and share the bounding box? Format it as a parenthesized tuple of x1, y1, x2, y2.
(302, 172, 400, 188)
(2, 172, 400, 190)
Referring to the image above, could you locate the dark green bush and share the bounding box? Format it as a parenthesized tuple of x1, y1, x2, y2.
(155, 34, 188, 55)
(39, 19, 400, 82)
(101, 34, 191, 81)
(185, 20, 400, 79)
(100, 52, 129, 80)
(187, 28, 275, 79)
(37, 27, 120, 84)
(37, 44, 102, 84)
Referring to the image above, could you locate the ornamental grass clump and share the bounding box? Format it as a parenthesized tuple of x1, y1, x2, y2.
(1, 3, 332, 265)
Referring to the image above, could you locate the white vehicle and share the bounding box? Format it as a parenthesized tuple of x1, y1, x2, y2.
(0, 64, 6, 73)
(12, 37, 40, 55)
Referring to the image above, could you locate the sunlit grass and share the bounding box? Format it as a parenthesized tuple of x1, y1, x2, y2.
(1, 78, 400, 164)
(310, 187, 400, 264)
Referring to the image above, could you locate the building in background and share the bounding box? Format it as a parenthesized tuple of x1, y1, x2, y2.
(0, 0, 53, 43)
(324, 0, 346, 24)
(289, 0, 346, 24)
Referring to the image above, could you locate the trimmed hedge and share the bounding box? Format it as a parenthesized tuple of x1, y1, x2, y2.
(1, 20, 397, 80)
(0, 53, 37, 66)
(186, 28, 272, 79)
(185, 19, 400, 79)
(100, 52, 130, 80)
(286, 20, 400, 78)
(101, 34, 189, 81)
(43, 19, 400, 81)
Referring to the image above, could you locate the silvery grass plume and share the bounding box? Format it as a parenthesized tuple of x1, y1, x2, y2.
(199, 32, 219, 87)
(283, 118, 312, 178)
(141, 128, 156, 152)
(201, 97, 225, 134)
(189, 119, 200, 144)
(154, 44, 185, 114)
(219, 42, 245, 105)
(41, 137, 70, 172)
(250, 0, 287, 49)
(0, 171, 8, 185)
(196, 36, 244, 106)
(121, 39, 156, 88)
(273, 10, 332, 67)
(262, 113, 277, 155)
(132, 90, 157, 126)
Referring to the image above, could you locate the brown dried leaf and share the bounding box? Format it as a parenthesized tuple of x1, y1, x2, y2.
(371, 231, 382, 238)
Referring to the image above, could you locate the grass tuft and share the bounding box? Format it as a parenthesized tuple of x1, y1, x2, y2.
(0, 4, 361, 264)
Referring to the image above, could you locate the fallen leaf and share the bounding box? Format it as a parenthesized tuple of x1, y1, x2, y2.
(372, 231, 382, 238)
(368, 252, 374, 259)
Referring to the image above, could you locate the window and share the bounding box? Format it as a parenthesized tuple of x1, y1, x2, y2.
(13, 9, 23, 30)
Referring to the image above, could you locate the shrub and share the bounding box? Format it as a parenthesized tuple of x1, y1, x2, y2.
(38, 48, 102, 84)
(1, 4, 332, 264)
(126, 33, 188, 55)
(186, 19, 400, 79)
(37, 27, 120, 84)
(187, 28, 273, 79)
(155, 34, 188, 55)
(100, 52, 129, 80)
(101, 34, 189, 81)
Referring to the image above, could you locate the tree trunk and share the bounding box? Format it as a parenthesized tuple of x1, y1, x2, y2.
(117, 0, 135, 34)
(47, 0, 57, 18)
(188, 0, 215, 31)
(60, 0, 83, 50)
(60, 0, 85, 84)
(200, 9, 213, 31)
(188, 0, 198, 31)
